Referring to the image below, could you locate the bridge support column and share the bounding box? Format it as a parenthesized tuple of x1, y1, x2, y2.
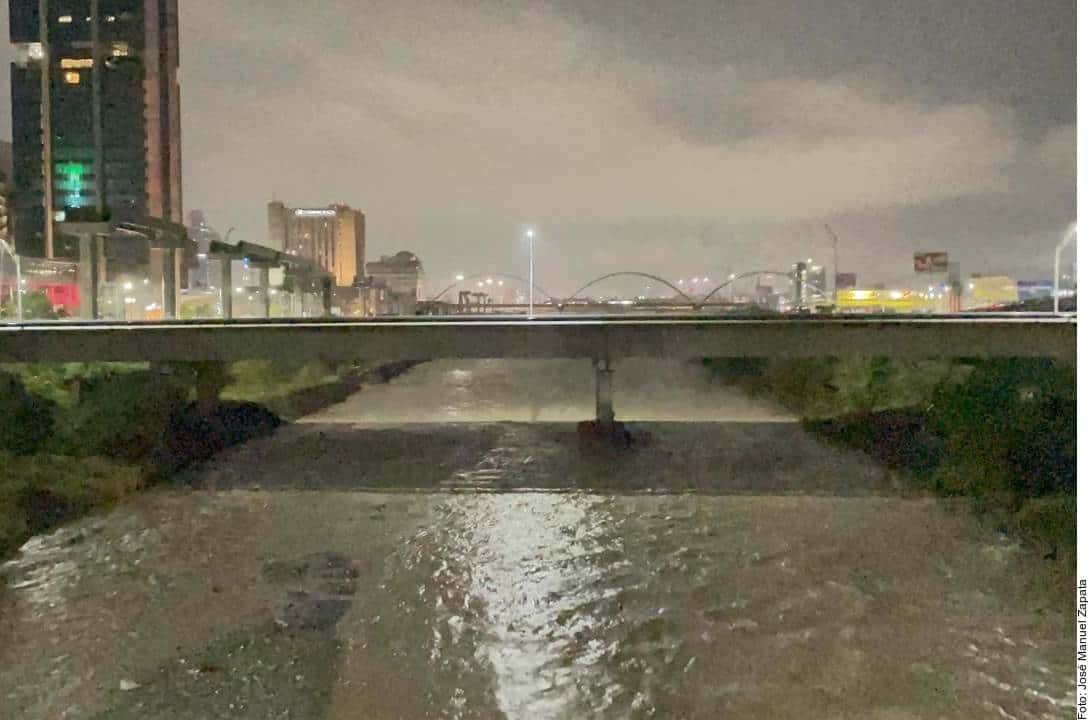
(321, 278, 333, 317)
(259, 268, 271, 318)
(220, 259, 234, 320)
(579, 358, 631, 445)
(192, 362, 229, 415)
(595, 359, 615, 429)
(793, 262, 806, 310)
(153, 247, 181, 320)
(77, 233, 102, 320)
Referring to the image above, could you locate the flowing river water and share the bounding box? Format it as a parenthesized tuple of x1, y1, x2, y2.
(0, 359, 1075, 719)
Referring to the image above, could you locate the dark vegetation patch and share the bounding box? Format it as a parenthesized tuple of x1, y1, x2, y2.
(0, 359, 417, 561)
(706, 356, 1077, 608)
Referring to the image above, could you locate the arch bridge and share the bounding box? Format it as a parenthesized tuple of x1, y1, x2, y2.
(435, 269, 827, 310)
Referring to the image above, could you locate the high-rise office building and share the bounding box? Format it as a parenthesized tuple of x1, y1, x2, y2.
(8, 0, 182, 258)
(268, 201, 366, 287)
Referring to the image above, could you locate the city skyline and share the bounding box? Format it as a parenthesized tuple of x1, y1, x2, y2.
(1, 1, 1076, 294)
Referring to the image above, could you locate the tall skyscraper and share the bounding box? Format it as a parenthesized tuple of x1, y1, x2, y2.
(268, 201, 366, 287)
(8, 0, 182, 258)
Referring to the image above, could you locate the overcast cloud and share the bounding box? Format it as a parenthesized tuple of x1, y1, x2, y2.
(0, 0, 1076, 294)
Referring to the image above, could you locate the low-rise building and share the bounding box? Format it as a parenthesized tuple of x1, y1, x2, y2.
(965, 276, 1018, 309)
(365, 251, 424, 315)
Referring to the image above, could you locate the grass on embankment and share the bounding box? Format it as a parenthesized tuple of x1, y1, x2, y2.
(0, 359, 371, 561)
(705, 357, 1077, 609)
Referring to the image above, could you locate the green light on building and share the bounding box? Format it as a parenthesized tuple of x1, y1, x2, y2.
(55, 162, 90, 208)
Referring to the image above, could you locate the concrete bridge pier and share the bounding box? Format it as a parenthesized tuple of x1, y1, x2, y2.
(580, 357, 630, 445)
(146, 362, 228, 414)
(322, 278, 334, 317)
(192, 362, 230, 414)
(259, 268, 272, 318)
(77, 233, 104, 320)
(595, 358, 615, 428)
(220, 259, 234, 320)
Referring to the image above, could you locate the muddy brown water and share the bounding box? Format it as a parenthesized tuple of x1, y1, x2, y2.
(0, 360, 1074, 719)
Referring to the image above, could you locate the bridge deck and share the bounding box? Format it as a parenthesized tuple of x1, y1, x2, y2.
(0, 315, 1076, 364)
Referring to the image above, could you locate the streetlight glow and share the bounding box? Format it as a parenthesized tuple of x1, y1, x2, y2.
(525, 227, 536, 319)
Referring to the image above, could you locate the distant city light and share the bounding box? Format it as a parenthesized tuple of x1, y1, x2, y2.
(123, 281, 133, 290)
(486, 278, 494, 285)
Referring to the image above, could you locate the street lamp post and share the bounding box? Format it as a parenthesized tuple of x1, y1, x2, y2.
(825, 224, 840, 312)
(526, 229, 535, 319)
(0, 239, 22, 320)
(1054, 222, 1077, 315)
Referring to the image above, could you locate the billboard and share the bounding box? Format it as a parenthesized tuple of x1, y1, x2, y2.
(914, 252, 949, 273)
(835, 273, 857, 289)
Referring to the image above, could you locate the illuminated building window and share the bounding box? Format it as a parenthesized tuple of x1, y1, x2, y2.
(27, 43, 44, 60)
(64, 71, 81, 85)
(58, 15, 73, 23)
(106, 15, 116, 22)
(110, 42, 129, 57)
(60, 58, 94, 69)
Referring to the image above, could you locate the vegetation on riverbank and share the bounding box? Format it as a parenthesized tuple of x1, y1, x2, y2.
(0, 359, 381, 560)
(705, 356, 1077, 607)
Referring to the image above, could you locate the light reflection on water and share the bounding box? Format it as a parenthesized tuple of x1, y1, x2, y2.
(0, 492, 1077, 720)
(441, 494, 625, 717)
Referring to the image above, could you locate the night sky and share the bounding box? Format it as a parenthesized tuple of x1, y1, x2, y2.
(0, 0, 1076, 295)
